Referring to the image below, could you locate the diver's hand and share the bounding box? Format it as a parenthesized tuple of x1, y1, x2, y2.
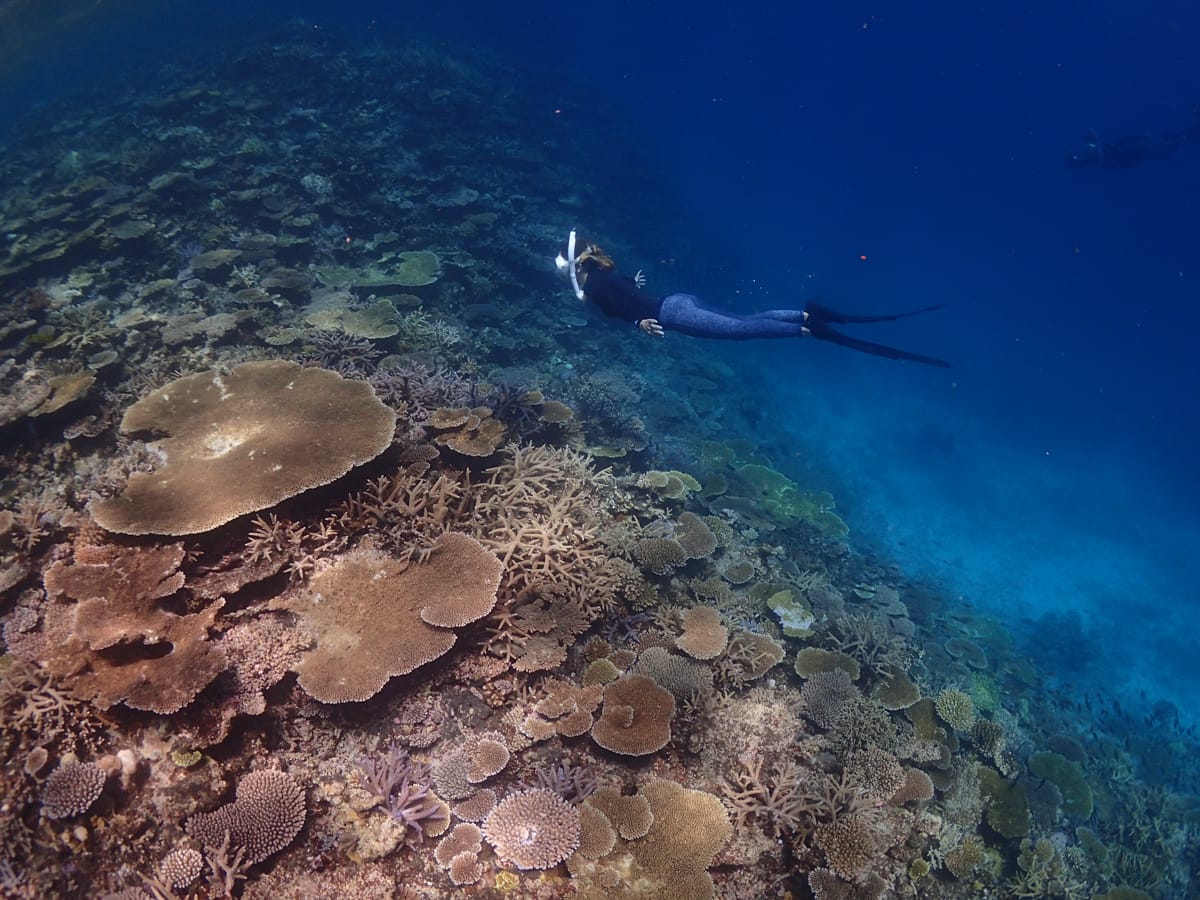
(633, 269, 646, 288)
(638, 318, 664, 337)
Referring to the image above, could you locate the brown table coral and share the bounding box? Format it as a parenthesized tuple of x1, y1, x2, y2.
(92, 360, 396, 536)
(279, 532, 503, 703)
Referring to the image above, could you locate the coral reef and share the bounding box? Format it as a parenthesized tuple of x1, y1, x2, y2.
(0, 21, 1191, 900)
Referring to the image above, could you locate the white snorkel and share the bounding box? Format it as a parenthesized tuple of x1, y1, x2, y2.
(564, 228, 586, 301)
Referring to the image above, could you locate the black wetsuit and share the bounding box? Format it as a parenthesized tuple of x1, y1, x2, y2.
(578, 260, 950, 367)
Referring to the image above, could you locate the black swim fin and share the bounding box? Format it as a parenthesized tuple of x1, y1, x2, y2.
(805, 318, 952, 368)
(805, 301, 946, 324)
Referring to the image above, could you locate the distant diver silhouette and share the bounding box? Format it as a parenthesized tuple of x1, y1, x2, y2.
(554, 230, 950, 367)
(1064, 113, 1200, 169)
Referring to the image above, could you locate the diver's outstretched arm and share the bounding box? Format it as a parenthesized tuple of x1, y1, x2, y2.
(804, 317, 951, 368)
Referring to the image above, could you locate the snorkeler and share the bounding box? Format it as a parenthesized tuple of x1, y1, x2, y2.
(554, 230, 951, 368)
(1064, 129, 1184, 169)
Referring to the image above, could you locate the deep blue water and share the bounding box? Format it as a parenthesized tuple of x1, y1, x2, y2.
(4, 0, 1198, 717)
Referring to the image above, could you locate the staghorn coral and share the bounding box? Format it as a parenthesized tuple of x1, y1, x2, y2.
(825, 612, 914, 677)
(40, 759, 107, 819)
(720, 629, 785, 683)
(473, 443, 611, 604)
(590, 674, 675, 756)
(279, 532, 502, 703)
(187, 769, 306, 866)
(492, 582, 593, 673)
(92, 361, 396, 535)
(531, 762, 599, 804)
(483, 788, 581, 870)
(721, 757, 875, 852)
(355, 742, 447, 844)
(0, 655, 99, 756)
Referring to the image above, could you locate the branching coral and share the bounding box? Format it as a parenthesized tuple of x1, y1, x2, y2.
(357, 746, 449, 846)
(825, 612, 914, 677)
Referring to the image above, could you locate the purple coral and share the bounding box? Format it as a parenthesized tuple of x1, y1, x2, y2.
(530, 762, 598, 804)
(302, 330, 383, 376)
(602, 611, 653, 646)
(356, 744, 444, 845)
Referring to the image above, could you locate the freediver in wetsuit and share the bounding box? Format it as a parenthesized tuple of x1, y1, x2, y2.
(554, 230, 951, 368)
(1065, 129, 1184, 169)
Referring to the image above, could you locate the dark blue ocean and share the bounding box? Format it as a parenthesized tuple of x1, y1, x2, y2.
(3, 1, 1198, 896)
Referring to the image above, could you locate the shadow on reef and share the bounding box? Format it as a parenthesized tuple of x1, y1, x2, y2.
(0, 20, 1196, 900)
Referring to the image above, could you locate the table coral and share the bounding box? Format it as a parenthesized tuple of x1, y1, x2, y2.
(38, 541, 226, 714)
(590, 674, 674, 756)
(92, 360, 396, 535)
(674, 606, 728, 660)
(281, 532, 502, 703)
(483, 788, 581, 870)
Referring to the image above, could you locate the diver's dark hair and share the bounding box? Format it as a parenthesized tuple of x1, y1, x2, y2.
(561, 237, 615, 270)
